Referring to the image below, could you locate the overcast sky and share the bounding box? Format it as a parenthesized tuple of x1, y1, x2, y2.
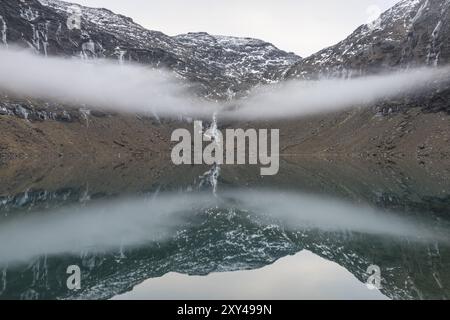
(66, 0, 401, 57)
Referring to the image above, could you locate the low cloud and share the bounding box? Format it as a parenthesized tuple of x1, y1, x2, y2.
(0, 47, 448, 121)
(0, 46, 215, 118)
(224, 67, 450, 120)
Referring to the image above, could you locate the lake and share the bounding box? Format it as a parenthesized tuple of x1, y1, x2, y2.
(0, 156, 449, 300)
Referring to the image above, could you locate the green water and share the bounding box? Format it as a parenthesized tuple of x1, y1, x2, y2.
(0, 158, 449, 300)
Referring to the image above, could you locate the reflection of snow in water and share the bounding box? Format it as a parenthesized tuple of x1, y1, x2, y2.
(200, 112, 221, 196)
(200, 163, 220, 196)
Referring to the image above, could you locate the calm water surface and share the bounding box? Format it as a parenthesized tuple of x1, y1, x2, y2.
(0, 158, 449, 300)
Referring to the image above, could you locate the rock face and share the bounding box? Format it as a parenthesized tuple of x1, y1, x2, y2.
(285, 0, 450, 114)
(174, 32, 299, 98)
(0, 0, 300, 99)
(286, 0, 450, 78)
(0, 0, 300, 162)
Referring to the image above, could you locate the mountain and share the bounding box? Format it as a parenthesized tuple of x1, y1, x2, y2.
(0, 0, 301, 162)
(0, 0, 300, 99)
(0, 0, 449, 163)
(249, 0, 450, 160)
(173, 32, 299, 98)
(286, 0, 450, 78)
(285, 0, 450, 114)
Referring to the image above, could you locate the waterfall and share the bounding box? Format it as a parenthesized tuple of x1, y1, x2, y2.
(201, 112, 221, 196)
(0, 16, 7, 48)
(31, 25, 40, 51)
(42, 21, 50, 57)
(80, 40, 95, 59)
(119, 50, 126, 65)
(115, 47, 127, 65)
(209, 112, 221, 196)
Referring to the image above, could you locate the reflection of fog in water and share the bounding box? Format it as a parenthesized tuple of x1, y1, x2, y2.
(0, 189, 448, 266)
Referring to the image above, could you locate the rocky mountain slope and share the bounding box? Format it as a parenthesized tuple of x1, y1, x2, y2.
(285, 0, 450, 114)
(287, 0, 450, 78)
(0, 0, 299, 161)
(249, 0, 450, 159)
(173, 32, 298, 98)
(0, 0, 449, 163)
(0, 0, 300, 99)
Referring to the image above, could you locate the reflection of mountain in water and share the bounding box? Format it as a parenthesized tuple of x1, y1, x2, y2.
(0, 157, 449, 300)
(0, 195, 449, 300)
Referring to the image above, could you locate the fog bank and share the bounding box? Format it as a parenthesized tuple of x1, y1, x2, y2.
(0, 47, 449, 120)
(226, 67, 450, 120)
(0, 47, 215, 118)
